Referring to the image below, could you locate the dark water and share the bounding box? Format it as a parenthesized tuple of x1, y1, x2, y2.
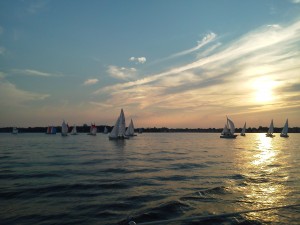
(0, 133, 299, 225)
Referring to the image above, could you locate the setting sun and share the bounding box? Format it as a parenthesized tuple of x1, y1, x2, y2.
(253, 78, 277, 103)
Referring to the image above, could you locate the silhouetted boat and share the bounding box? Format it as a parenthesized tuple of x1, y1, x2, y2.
(12, 127, 18, 134)
(220, 117, 237, 138)
(240, 122, 246, 136)
(280, 119, 289, 138)
(266, 119, 275, 137)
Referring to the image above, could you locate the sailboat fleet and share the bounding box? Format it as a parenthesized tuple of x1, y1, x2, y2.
(10, 110, 291, 139)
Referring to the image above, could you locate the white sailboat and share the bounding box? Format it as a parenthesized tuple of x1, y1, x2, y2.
(61, 120, 68, 136)
(103, 126, 108, 134)
(87, 123, 97, 136)
(71, 125, 78, 135)
(280, 119, 289, 138)
(220, 117, 237, 138)
(266, 119, 275, 137)
(240, 122, 246, 136)
(12, 127, 18, 134)
(125, 119, 136, 137)
(109, 108, 128, 140)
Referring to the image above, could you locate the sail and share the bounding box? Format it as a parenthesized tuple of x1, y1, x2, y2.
(241, 122, 246, 135)
(268, 119, 274, 134)
(51, 126, 56, 134)
(61, 120, 68, 135)
(227, 118, 235, 135)
(221, 124, 229, 135)
(125, 119, 135, 136)
(104, 126, 108, 134)
(47, 126, 51, 134)
(109, 117, 120, 138)
(91, 124, 97, 135)
(71, 125, 77, 134)
(281, 119, 288, 135)
(118, 109, 126, 137)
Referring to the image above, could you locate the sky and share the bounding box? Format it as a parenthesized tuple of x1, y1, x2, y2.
(0, 0, 300, 129)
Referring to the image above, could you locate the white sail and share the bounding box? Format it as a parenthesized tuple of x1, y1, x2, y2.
(12, 127, 18, 134)
(104, 126, 108, 134)
(109, 117, 120, 138)
(61, 120, 68, 136)
(109, 108, 127, 139)
(118, 109, 126, 137)
(220, 116, 237, 138)
(71, 125, 77, 135)
(241, 122, 246, 135)
(91, 125, 97, 135)
(221, 124, 229, 135)
(281, 119, 288, 137)
(268, 119, 274, 134)
(125, 119, 135, 136)
(227, 118, 235, 135)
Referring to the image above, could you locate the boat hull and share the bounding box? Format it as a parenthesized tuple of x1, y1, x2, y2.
(109, 135, 129, 140)
(280, 134, 289, 138)
(240, 133, 245, 136)
(220, 134, 237, 139)
(265, 133, 275, 137)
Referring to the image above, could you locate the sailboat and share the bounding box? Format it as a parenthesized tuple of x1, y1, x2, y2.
(125, 119, 137, 137)
(46, 126, 57, 134)
(280, 119, 289, 138)
(220, 117, 237, 138)
(109, 108, 128, 140)
(12, 127, 18, 134)
(87, 123, 97, 136)
(266, 119, 275, 137)
(61, 120, 68, 136)
(103, 126, 108, 134)
(71, 125, 78, 135)
(240, 122, 246, 136)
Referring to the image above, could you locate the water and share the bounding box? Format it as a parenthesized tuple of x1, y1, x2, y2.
(0, 133, 299, 225)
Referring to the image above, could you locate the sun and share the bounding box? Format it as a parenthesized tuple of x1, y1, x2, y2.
(252, 77, 276, 103)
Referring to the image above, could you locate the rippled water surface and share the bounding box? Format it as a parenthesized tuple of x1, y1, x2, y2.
(0, 133, 299, 225)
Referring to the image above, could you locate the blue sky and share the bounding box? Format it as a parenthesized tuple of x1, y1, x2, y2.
(0, 0, 300, 128)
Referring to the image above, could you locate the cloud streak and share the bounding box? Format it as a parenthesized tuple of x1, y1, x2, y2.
(84, 78, 99, 85)
(12, 69, 63, 77)
(107, 65, 137, 80)
(129, 57, 146, 64)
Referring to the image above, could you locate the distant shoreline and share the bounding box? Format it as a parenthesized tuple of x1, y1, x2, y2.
(1, 126, 300, 133)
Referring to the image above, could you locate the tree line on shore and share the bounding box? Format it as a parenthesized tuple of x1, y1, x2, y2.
(1, 125, 300, 133)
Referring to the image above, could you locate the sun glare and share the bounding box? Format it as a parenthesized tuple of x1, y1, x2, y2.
(252, 78, 276, 103)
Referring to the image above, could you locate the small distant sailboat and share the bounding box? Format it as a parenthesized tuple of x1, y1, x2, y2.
(280, 119, 289, 138)
(125, 119, 137, 137)
(240, 122, 246, 136)
(87, 123, 97, 136)
(220, 117, 237, 138)
(46, 126, 57, 134)
(61, 120, 68, 136)
(103, 126, 108, 134)
(109, 108, 128, 140)
(71, 125, 78, 135)
(266, 119, 275, 137)
(12, 127, 18, 134)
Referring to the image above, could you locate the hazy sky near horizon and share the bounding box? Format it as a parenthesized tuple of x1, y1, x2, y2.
(1, 0, 300, 128)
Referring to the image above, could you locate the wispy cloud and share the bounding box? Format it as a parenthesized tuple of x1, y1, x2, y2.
(129, 57, 146, 64)
(96, 19, 300, 123)
(12, 69, 63, 77)
(291, 0, 300, 4)
(107, 65, 137, 80)
(0, 76, 49, 105)
(83, 78, 99, 85)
